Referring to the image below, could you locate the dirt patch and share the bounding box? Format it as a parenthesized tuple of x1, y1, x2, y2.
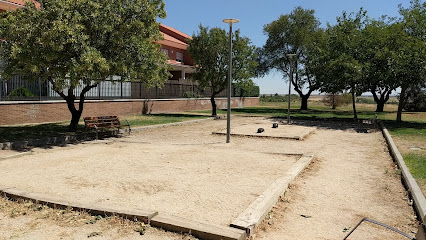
(0, 196, 196, 239)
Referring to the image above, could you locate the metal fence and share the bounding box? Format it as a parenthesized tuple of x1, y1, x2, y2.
(0, 76, 232, 101)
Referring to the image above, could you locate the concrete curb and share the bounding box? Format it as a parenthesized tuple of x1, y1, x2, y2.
(230, 154, 314, 234)
(151, 213, 246, 240)
(0, 186, 157, 224)
(380, 122, 426, 223)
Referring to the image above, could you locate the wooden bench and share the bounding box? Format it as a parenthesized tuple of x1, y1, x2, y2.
(83, 116, 131, 139)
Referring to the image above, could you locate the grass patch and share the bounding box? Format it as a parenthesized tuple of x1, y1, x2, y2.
(403, 152, 426, 180)
(122, 113, 206, 127)
(0, 114, 207, 142)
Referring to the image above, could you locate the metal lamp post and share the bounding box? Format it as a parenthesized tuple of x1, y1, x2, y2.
(223, 18, 239, 143)
(287, 53, 296, 124)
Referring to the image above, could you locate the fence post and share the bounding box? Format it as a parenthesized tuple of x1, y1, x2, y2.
(38, 77, 42, 101)
(0, 78, 2, 101)
(139, 81, 142, 99)
(121, 81, 123, 99)
(98, 81, 101, 100)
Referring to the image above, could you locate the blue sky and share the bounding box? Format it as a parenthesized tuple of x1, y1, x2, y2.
(160, 0, 413, 94)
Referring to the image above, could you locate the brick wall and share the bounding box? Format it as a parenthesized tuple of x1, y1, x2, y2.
(0, 97, 259, 126)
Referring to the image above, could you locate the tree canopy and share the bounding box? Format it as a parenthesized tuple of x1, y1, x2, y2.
(395, 0, 426, 121)
(258, 7, 321, 110)
(0, 0, 169, 131)
(187, 25, 257, 116)
(258, 3, 425, 121)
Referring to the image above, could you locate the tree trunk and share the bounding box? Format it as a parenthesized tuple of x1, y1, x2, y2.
(300, 95, 309, 110)
(397, 86, 407, 122)
(210, 94, 217, 116)
(332, 94, 336, 110)
(351, 91, 358, 119)
(372, 88, 391, 113)
(65, 97, 82, 132)
(376, 103, 385, 112)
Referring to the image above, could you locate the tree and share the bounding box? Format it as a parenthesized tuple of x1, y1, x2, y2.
(403, 85, 426, 111)
(316, 10, 367, 119)
(187, 25, 257, 116)
(0, 0, 170, 131)
(258, 7, 322, 110)
(395, 0, 426, 122)
(361, 18, 400, 112)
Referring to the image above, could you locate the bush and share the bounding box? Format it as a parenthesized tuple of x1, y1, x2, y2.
(8, 86, 35, 97)
(403, 87, 426, 112)
(322, 94, 346, 109)
(183, 91, 200, 98)
(260, 93, 300, 102)
(356, 97, 375, 104)
(233, 80, 260, 97)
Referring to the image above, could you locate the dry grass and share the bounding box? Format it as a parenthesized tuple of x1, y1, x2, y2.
(0, 195, 156, 237)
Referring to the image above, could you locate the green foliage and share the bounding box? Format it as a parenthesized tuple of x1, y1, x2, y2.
(356, 97, 376, 104)
(395, 0, 426, 120)
(259, 6, 322, 109)
(187, 24, 257, 115)
(260, 94, 300, 102)
(8, 86, 35, 97)
(0, 0, 169, 131)
(403, 86, 426, 111)
(233, 80, 260, 97)
(183, 91, 201, 98)
(321, 93, 351, 109)
(317, 10, 366, 95)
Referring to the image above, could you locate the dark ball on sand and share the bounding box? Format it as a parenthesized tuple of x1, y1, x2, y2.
(272, 123, 278, 128)
(257, 128, 265, 133)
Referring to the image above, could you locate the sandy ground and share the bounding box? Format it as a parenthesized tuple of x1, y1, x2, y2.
(0, 117, 303, 227)
(214, 118, 316, 139)
(254, 120, 418, 240)
(0, 116, 419, 239)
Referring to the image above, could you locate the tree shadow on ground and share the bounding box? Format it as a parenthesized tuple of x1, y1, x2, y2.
(0, 123, 85, 143)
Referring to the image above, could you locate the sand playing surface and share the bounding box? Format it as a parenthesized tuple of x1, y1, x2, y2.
(0, 116, 418, 239)
(0, 117, 302, 227)
(213, 118, 316, 140)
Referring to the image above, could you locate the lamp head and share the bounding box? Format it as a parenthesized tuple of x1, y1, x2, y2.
(223, 19, 239, 26)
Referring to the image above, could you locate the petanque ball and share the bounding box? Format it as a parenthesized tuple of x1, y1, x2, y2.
(272, 123, 278, 128)
(257, 128, 265, 133)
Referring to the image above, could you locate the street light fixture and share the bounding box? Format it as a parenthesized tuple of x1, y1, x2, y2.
(287, 53, 296, 124)
(223, 18, 239, 143)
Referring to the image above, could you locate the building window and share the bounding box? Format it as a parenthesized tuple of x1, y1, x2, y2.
(176, 52, 184, 63)
(161, 48, 169, 57)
